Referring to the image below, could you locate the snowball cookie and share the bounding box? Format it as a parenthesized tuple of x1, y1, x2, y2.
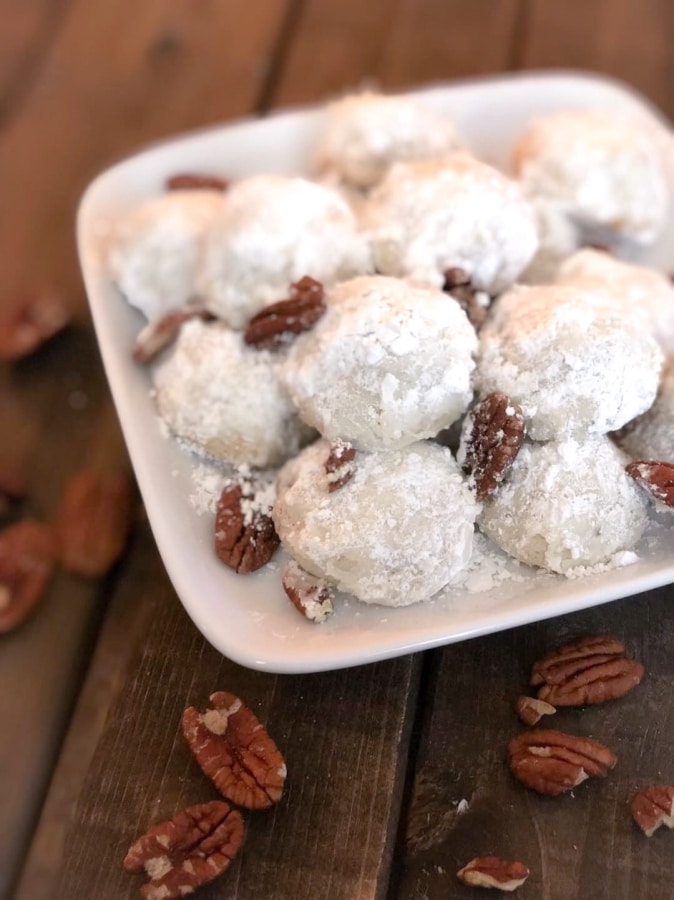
(476, 283, 663, 441)
(619, 358, 674, 460)
(281, 275, 477, 450)
(107, 191, 224, 321)
(479, 436, 649, 574)
(313, 91, 463, 190)
(519, 197, 580, 284)
(364, 154, 538, 294)
(152, 319, 309, 468)
(512, 109, 669, 245)
(556, 249, 674, 354)
(273, 439, 479, 606)
(198, 175, 371, 328)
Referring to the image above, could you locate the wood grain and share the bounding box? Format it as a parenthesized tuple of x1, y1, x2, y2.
(49, 572, 420, 900)
(396, 588, 674, 899)
(272, 0, 521, 107)
(521, 0, 674, 117)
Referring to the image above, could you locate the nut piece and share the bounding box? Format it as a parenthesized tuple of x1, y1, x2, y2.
(631, 785, 674, 837)
(457, 857, 530, 891)
(244, 276, 326, 350)
(444, 268, 492, 330)
(0, 291, 70, 361)
(324, 441, 356, 492)
(0, 520, 56, 633)
(57, 470, 135, 577)
(282, 560, 334, 623)
(132, 303, 213, 363)
(214, 481, 279, 574)
(508, 729, 617, 796)
(123, 800, 243, 899)
(626, 461, 674, 507)
(463, 392, 526, 500)
(530, 635, 643, 706)
(182, 691, 287, 810)
(515, 695, 556, 726)
(165, 172, 229, 191)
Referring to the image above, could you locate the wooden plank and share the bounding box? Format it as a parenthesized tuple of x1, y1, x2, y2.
(0, 0, 71, 118)
(396, 587, 674, 899)
(38, 556, 420, 900)
(521, 0, 674, 118)
(0, 0, 291, 894)
(272, 0, 521, 107)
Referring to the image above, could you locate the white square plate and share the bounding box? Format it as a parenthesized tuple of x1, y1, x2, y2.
(78, 71, 674, 673)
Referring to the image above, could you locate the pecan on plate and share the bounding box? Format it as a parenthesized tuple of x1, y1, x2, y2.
(0, 290, 70, 361)
(508, 729, 617, 796)
(0, 520, 56, 633)
(165, 172, 229, 192)
(530, 635, 643, 706)
(631, 785, 674, 837)
(282, 559, 334, 623)
(182, 691, 287, 810)
(324, 441, 356, 492)
(57, 469, 135, 577)
(132, 303, 213, 363)
(626, 461, 674, 508)
(214, 481, 279, 574)
(515, 695, 556, 727)
(457, 857, 530, 891)
(463, 392, 525, 500)
(244, 276, 326, 350)
(443, 267, 492, 330)
(123, 800, 243, 899)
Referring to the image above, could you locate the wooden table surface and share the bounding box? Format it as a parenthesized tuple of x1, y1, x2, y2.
(2, 1, 673, 898)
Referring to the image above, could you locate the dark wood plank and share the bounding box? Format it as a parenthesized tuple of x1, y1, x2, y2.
(272, 0, 520, 107)
(36, 550, 420, 900)
(396, 588, 674, 899)
(521, 0, 674, 117)
(0, 0, 291, 894)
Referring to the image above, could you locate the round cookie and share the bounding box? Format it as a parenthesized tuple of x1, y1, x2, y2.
(364, 154, 538, 294)
(152, 319, 310, 468)
(273, 440, 479, 606)
(619, 358, 674, 461)
(556, 248, 674, 354)
(313, 91, 463, 189)
(476, 282, 663, 440)
(198, 175, 371, 328)
(281, 275, 477, 450)
(519, 197, 580, 284)
(479, 436, 649, 574)
(512, 108, 669, 245)
(107, 191, 224, 321)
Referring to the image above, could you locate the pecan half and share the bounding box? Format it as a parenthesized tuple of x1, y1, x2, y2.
(631, 786, 674, 837)
(123, 800, 243, 899)
(457, 857, 530, 891)
(282, 560, 334, 623)
(214, 481, 279, 574)
(244, 276, 325, 350)
(443, 268, 491, 329)
(515, 695, 556, 726)
(0, 520, 56, 633)
(324, 441, 356, 492)
(132, 303, 213, 363)
(508, 729, 617, 796)
(57, 470, 135, 577)
(165, 172, 229, 192)
(0, 291, 70, 361)
(182, 691, 287, 809)
(463, 392, 525, 500)
(530, 635, 643, 706)
(626, 461, 674, 507)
